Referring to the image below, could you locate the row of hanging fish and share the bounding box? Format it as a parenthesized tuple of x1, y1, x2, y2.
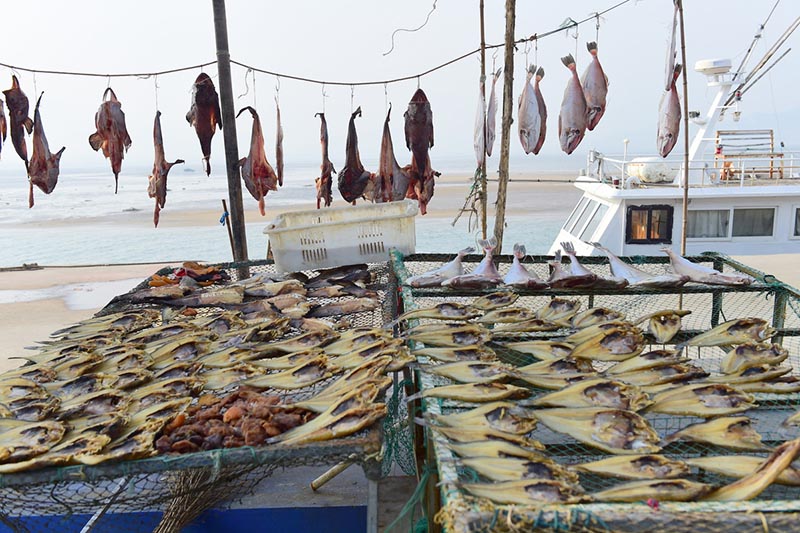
(401, 285, 800, 504)
(317, 88, 437, 214)
(404, 238, 753, 289)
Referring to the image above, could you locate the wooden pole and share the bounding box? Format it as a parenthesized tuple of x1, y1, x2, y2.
(479, 0, 488, 240)
(492, 0, 516, 252)
(212, 0, 249, 266)
(678, 0, 689, 255)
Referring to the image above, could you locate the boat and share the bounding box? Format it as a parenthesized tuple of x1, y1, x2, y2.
(550, 16, 800, 257)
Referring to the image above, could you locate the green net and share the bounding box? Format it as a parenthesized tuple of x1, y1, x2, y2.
(392, 251, 800, 532)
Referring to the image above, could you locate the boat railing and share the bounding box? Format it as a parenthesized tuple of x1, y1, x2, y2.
(583, 149, 800, 189)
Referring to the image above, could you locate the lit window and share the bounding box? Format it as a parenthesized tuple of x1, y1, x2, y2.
(732, 208, 774, 237)
(580, 204, 609, 240)
(688, 210, 730, 239)
(625, 205, 673, 244)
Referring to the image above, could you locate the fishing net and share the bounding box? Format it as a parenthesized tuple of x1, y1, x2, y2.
(392, 251, 800, 532)
(0, 259, 418, 532)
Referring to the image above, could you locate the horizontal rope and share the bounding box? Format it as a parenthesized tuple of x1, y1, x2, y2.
(0, 60, 217, 78)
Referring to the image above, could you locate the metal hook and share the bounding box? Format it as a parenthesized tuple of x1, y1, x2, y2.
(32, 72, 37, 99)
(321, 83, 327, 113)
(384, 83, 389, 113)
(154, 74, 159, 111)
(523, 40, 531, 67)
(534, 35, 539, 65)
(106, 75, 111, 89)
(350, 85, 355, 113)
(417, 76, 420, 89)
(275, 75, 280, 100)
(237, 68, 252, 101)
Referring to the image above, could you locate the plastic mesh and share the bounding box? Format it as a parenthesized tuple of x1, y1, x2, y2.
(393, 251, 800, 530)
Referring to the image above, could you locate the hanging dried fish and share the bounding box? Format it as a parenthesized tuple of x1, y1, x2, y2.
(147, 111, 184, 227)
(88, 88, 132, 192)
(27, 93, 65, 208)
(186, 73, 222, 176)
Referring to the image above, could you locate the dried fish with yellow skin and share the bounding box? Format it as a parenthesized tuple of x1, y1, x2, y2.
(0, 378, 49, 401)
(445, 440, 548, 461)
(612, 363, 708, 387)
(574, 454, 690, 480)
(513, 356, 595, 376)
(0, 364, 56, 384)
(322, 329, 394, 355)
(3, 396, 60, 422)
(299, 356, 392, 408)
(426, 424, 545, 450)
(189, 311, 249, 335)
(513, 373, 594, 390)
(241, 279, 306, 298)
(43, 373, 119, 401)
(0, 421, 66, 463)
(461, 479, 586, 505)
(398, 302, 480, 322)
(534, 407, 661, 454)
(148, 335, 212, 368)
(720, 342, 788, 374)
(407, 323, 492, 347)
(536, 297, 581, 324)
(663, 416, 767, 450)
(707, 365, 791, 385)
(477, 307, 536, 324)
(571, 308, 626, 329)
(167, 285, 245, 307)
(307, 298, 378, 318)
(259, 329, 340, 355)
(94, 348, 152, 373)
(412, 345, 497, 363)
(384, 345, 416, 372)
(531, 378, 652, 411)
(242, 355, 338, 390)
(53, 353, 103, 380)
(461, 456, 580, 485)
(649, 383, 755, 417)
(420, 361, 511, 384)
(687, 456, 800, 486)
(195, 346, 252, 369)
(51, 309, 160, 338)
(293, 377, 391, 414)
(742, 377, 800, 394)
(327, 340, 400, 369)
(703, 437, 800, 501)
(564, 321, 632, 345)
(594, 479, 711, 503)
(425, 402, 537, 435)
(200, 365, 263, 390)
(491, 318, 561, 334)
(503, 340, 574, 360)
(570, 327, 645, 362)
(606, 349, 687, 375)
(0, 432, 111, 473)
(114, 368, 154, 390)
(125, 322, 200, 344)
(76, 427, 160, 465)
(69, 413, 129, 438)
(633, 309, 691, 343)
(250, 349, 324, 370)
(471, 292, 519, 311)
(57, 389, 130, 419)
(682, 318, 776, 348)
(128, 398, 192, 428)
(406, 382, 529, 403)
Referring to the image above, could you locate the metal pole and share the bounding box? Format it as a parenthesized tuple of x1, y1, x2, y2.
(492, 0, 516, 252)
(212, 0, 248, 265)
(678, 0, 689, 255)
(479, 0, 488, 240)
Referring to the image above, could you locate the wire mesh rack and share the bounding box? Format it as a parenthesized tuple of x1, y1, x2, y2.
(0, 259, 414, 533)
(392, 250, 800, 532)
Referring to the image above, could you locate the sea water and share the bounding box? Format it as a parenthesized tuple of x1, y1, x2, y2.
(0, 158, 573, 268)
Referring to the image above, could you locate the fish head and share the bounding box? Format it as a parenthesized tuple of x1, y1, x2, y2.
(657, 130, 678, 158)
(562, 128, 585, 155)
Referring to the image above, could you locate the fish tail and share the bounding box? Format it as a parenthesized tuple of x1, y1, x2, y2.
(114, 172, 119, 194)
(528, 64, 537, 75)
(586, 41, 598, 55)
(204, 157, 211, 177)
(561, 54, 576, 70)
(513, 243, 526, 259)
(536, 67, 545, 80)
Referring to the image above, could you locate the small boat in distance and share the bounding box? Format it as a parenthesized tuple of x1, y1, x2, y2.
(551, 17, 800, 257)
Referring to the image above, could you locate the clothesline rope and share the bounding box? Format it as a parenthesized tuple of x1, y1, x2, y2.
(0, 0, 631, 85)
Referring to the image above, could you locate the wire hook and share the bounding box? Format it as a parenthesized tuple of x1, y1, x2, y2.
(154, 74, 159, 111)
(350, 85, 355, 113)
(321, 83, 327, 113)
(384, 82, 389, 113)
(417, 76, 420, 89)
(32, 71, 37, 100)
(275, 75, 280, 104)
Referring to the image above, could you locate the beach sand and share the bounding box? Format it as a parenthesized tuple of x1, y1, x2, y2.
(2, 170, 799, 371)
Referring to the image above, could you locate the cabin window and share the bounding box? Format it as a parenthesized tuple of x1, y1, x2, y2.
(580, 203, 609, 240)
(687, 210, 730, 239)
(732, 208, 774, 237)
(572, 200, 599, 236)
(625, 205, 673, 244)
(795, 208, 800, 237)
(563, 197, 589, 232)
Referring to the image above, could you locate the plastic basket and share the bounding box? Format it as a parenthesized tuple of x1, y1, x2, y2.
(263, 200, 418, 272)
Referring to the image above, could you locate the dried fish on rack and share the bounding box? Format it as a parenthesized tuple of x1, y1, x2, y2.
(663, 416, 768, 450)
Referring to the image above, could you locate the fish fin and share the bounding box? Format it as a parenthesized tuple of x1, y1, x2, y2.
(258, 196, 266, 216)
(88, 132, 103, 151)
(23, 117, 33, 134)
(586, 41, 598, 54)
(185, 109, 195, 125)
(204, 157, 211, 176)
(561, 55, 576, 69)
(236, 106, 255, 119)
(458, 247, 475, 257)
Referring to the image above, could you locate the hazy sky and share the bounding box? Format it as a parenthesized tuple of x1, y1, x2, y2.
(0, 0, 797, 176)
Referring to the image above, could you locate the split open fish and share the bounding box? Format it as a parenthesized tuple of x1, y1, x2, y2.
(491, 318, 561, 335)
(537, 297, 581, 324)
(462, 479, 586, 505)
(404, 88, 435, 214)
(3, 75, 32, 169)
(412, 345, 497, 363)
(0, 431, 110, 473)
(707, 364, 791, 385)
(461, 456, 579, 485)
(503, 244, 548, 289)
(471, 292, 519, 311)
(531, 378, 652, 411)
(511, 356, 595, 378)
(575, 454, 690, 480)
(406, 382, 529, 403)
(663, 416, 767, 450)
(703, 437, 800, 501)
(571, 308, 626, 329)
(88, 87, 131, 192)
(407, 323, 491, 347)
(534, 407, 661, 454)
(720, 342, 788, 374)
(258, 329, 340, 355)
(649, 384, 755, 417)
(687, 456, 800, 486)
(681, 318, 776, 348)
(478, 307, 536, 324)
(0, 420, 66, 463)
(742, 376, 800, 395)
(590, 242, 688, 288)
(398, 302, 479, 322)
(613, 362, 707, 387)
(594, 479, 710, 503)
(405, 247, 474, 288)
(425, 402, 537, 435)
(420, 361, 511, 384)
(606, 349, 687, 375)
(237, 106, 279, 215)
(57, 389, 130, 419)
(322, 329, 392, 355)
(504, 341, 574, 360)
(445, 440, 547, 462)
(27, 93, 66, 208)
(186, 73, 222, 176)
(570, 326, 645, 362)
(633, 309, 691, 343)
(147, 110, 184, 226)
(379, 104, 412, 202)
(425, 424, 544, 451)
(661, 247, 754, 285)
(243, 355, 338, 390)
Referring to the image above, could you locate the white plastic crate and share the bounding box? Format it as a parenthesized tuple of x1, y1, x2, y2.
(263, 200, 418, 272)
